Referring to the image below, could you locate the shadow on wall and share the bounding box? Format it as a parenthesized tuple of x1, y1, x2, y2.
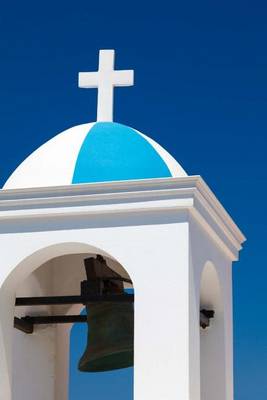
(200, 262, 226, 400)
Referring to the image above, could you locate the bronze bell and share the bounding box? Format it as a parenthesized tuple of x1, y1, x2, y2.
(78, 255, 134, 372)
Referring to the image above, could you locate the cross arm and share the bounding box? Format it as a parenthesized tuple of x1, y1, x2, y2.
(112, 70, 134, 86)
(78, 71, 100, 88)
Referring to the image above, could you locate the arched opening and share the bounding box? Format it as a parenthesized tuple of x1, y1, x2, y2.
(200, 262, 225, 400)
(8, 244, 134, 400)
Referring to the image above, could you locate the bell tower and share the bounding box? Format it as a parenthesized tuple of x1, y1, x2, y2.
(0, 50, 245, 400)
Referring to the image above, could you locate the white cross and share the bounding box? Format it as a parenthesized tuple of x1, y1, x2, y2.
(79, 49, 134, 122)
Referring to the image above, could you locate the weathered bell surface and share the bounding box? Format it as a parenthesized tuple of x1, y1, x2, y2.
(78, 302, 134, 372)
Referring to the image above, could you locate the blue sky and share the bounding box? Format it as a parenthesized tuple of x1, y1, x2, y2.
(0, 1, 266, 399)
(69, 304, 133, 399)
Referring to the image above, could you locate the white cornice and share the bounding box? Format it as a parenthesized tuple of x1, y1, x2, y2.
(0, 176, 245, 260)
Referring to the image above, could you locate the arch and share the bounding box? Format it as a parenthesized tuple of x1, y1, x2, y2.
(200, 261, 226, 400)
(1, 241, 129, 296)
(0, 241, 134, 400)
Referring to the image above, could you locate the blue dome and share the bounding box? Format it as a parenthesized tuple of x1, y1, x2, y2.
(73, 122, 171, 184)
(4, 122, 187, 189)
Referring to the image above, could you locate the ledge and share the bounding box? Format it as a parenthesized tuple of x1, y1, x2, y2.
(0, 176, 245, 260)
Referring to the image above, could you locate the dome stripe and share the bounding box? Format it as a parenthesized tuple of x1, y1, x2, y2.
(72, 122, 172, 184)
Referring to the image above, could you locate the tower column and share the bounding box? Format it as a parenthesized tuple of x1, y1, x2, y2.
(122, 222, 199, 400)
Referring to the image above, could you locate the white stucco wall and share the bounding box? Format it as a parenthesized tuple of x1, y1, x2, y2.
(0, 177, 245, 400)
(189, 216, 233, 400)
(13, 264, 55, 400)
(0, 218, 190, 400)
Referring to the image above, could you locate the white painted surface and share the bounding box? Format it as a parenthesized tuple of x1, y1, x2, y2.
(79, 50, 134, 121)
(12, 264, 55, 400)
(0, 177, 245, 400)
(3, 123, 187, 190)
(189, 216, 234, 400)
(200, 262, 227, 400)
(4, 124, 93, 189)
(0, 177, 244, 260)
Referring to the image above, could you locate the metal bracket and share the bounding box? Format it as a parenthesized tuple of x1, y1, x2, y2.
(200, 309, 215, 329)
(14, 293, 133, 334)
(14, 306, 214, 334)
(14, 315, 88, 334)
(15, 293, 134, 306)
(14, 255, 134, 334)
(13, 255, 214, 334)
